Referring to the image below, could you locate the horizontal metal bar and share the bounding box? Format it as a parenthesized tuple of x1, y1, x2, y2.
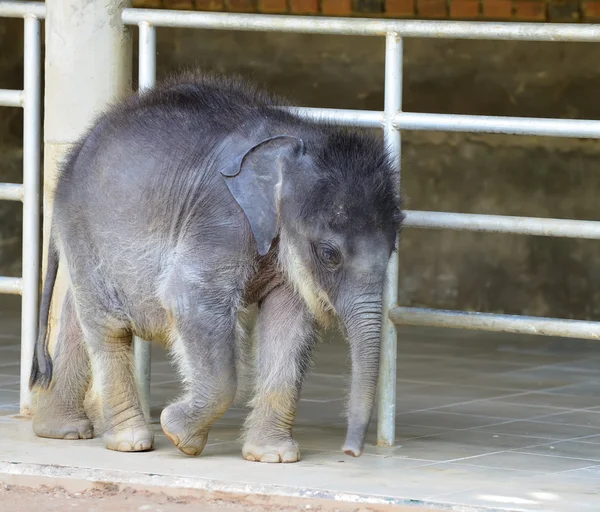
(390, 306, 600, 340)
(0, 1, 45, 19)
(284, 108, 600, 139)
(405, 211, 600, 239)
(0, 277, 23, 295)
(291, 107, 383, 127)
(123, 8, 600, 42)
(0, 89, 23, 108)
(0, 183, 24, 202)
(396, 112, 600, 139)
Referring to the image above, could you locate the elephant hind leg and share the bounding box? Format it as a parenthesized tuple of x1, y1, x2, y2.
(32, 287, 93, 440)
(79, 313, 154, 453)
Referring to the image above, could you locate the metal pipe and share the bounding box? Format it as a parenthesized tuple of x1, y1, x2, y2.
(0, 1, 45, 19)
(0, 277, 23, 295)
(290, 107, 383, 128)
(287, 108, 600, 139)
(395, 112, 600, 139)
(405, 211, 600, 239)
(122, 9, 600, 42)
(377, 33, 402, 448)
(134, 21, 157, 419)
(0, 89, 23, 107)
(20, 16, 42, 414)
(138, 22, 156, 91)
(390, 306, 600, 340)
(0, 183, 24, 202)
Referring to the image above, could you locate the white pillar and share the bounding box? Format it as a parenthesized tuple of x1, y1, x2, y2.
(40, 0, 132, 406)
(44, 0, 132, 241)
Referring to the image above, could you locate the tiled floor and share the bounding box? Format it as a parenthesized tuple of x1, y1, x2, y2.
(1, 295, 600, 511)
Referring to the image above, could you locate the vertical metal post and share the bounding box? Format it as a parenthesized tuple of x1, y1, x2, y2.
(377, 32, 402, 447)
(138, 22, 156, 90)
(135, 21, 156, 419)
(20, 15, 42, 414)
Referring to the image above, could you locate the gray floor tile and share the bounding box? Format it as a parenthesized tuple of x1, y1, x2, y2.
(544, 382, 600, 397)
(531, 360, 600, 374)
(403, 382, 520, 399)
(573, 434, 600, 444)
(0, 389, 19, 404)
(323, 421, 452, 445)
(0, 374, 19, 386)
(435, 399, 562, 420)
(0, 364, 19, 377)
(500, 366, 600, 386)
(562, 465, 600, 479)
(534, 410, 600, 428)
(452, 451, 598, 473)
(517, 440, 600, 462)
(380, 430, 547, 463)
(492, 392, 600, 410)
(395, 410, 510, 430)
(456, 373, 579, 392)
(472, 419, 600, 440)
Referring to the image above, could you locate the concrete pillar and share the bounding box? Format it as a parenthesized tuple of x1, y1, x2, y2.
(43, 1, 132, 247)
(39, 0, 132, 406)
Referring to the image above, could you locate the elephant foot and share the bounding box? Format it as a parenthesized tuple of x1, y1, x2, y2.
(33, 416, 93, 440)
(160, 403, 209, 456)
(242, 436, 301, 463)
(104, 425, 154, 452)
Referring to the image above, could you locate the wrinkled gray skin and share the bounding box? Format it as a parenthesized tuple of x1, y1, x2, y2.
(30, 73, 403, 463)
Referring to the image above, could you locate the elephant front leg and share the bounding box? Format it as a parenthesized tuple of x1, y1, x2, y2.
(160, 296, 238, 457)
(243, 285, 316, 463)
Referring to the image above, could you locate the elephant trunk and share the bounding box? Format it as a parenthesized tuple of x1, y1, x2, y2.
(339, 294, 383, 457)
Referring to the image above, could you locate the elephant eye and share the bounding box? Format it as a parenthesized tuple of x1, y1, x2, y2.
(318, 242, 342, 268)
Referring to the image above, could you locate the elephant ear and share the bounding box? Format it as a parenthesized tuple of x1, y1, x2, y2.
(220, 135, 305, 256)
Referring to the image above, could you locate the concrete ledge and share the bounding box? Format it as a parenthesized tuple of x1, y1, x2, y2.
(0, 461, 453, 512)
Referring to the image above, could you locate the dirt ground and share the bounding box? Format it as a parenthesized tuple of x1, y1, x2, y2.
(0, 483, 436, 512)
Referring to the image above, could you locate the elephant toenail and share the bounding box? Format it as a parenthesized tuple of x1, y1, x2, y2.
(260, 453, 280, 463)
(283, 451, 299, 462)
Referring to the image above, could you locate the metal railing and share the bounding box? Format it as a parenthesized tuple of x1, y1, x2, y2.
(0, 1, 43, 414)
(2, 1, 600, 444)
(124, 8, 600, 447)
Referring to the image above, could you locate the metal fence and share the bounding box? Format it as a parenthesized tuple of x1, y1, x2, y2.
(2, 1, 600, 446)
(0, 1, 43, 414)
(124, 8, 600, 447)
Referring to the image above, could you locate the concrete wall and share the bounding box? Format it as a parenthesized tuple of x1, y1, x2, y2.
(2, 21, 600, 319)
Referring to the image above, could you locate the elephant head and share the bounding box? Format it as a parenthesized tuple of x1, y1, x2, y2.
(221, 127, 403, 457)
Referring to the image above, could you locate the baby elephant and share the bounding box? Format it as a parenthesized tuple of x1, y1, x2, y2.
(30, 72, 403, 463)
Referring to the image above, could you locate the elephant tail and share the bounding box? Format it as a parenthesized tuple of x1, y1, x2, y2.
(29, 231, 59, 391)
